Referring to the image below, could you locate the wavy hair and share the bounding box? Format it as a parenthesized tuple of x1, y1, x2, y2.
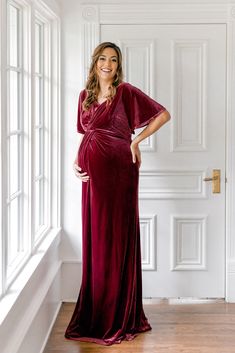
(82, 42, 124, 111)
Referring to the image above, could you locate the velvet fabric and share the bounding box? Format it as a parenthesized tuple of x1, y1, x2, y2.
(65, 82, 166, 345)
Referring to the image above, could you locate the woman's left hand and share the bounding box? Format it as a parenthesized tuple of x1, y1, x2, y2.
(130, 141, 141, 166)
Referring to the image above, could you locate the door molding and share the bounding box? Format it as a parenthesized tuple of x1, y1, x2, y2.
(80, 1, 235, 302)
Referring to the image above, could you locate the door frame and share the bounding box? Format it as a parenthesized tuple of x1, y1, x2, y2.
(79, 1, 235, 302)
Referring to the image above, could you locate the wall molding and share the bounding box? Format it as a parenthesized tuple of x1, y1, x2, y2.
(139, 170, 206, 199)
(139, 134, 155, 151)
(97, 4, 228, 24)
(171, 214, 207, 271)
(171, 39, 207, 152)
(140, 215, 156, 270)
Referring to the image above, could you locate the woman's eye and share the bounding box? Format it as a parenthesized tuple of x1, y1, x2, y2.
(99, 57, 105, 61)
(112, 59, 117, 62)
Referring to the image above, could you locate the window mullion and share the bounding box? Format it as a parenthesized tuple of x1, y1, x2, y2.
(7, 65, 21, 72)
(35, 72, 43, 78)
(7, 190, 22, 203)
(35, 174, 43, 182)
(7, 129, 23, 136)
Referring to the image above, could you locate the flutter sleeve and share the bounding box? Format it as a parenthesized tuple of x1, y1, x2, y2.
(76, 90, 86, 134)
(124, 83, 166, 133)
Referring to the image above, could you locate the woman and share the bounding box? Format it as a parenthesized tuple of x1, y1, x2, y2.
(65, 42, 171, 345)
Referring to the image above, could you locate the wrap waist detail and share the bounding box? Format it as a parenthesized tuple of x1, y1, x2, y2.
(85, 128, 129, 140)
(77, 128, 130, 173)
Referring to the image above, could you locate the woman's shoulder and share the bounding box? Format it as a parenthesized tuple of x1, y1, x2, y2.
(119, 81, 142, 94)
(78, 89, 87, 101)
(80, 88, 87, 95)
(118, 82, 145, 102)
(118, 81, 133, 90)
(118, 81, 138, 96)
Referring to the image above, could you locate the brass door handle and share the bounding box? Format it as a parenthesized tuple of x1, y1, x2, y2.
(203, 169, 221, 193)
(203, 176, 219, 181)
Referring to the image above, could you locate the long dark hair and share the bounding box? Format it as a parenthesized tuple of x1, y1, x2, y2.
(82, 42, 124, 111)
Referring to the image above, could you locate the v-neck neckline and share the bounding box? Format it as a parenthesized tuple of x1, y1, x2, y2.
(95, 82, 124, 106)
(96, 99, 107, 106)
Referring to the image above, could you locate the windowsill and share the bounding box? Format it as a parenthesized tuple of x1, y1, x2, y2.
(0, 227, 61, 326)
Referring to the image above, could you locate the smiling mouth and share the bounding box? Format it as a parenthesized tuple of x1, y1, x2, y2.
(101, 69, 112, 73)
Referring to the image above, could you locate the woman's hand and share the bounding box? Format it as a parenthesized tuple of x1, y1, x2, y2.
(130, 141, 141, 166)
(73, 162, 90, 182)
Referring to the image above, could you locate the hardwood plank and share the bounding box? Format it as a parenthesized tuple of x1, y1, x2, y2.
(43, 302, 235, 353)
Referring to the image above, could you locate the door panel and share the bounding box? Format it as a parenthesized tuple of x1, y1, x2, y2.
(101, 24, 226, 297)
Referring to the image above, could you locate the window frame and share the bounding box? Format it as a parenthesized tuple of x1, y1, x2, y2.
(0, 0, 61, 298)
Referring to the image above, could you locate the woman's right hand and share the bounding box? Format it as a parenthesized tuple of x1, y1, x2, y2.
(73, 162, 90, 182)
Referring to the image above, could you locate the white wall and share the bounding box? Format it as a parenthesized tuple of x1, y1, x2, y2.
(59, 0, 84, 298)
(60, 0, 83, 261)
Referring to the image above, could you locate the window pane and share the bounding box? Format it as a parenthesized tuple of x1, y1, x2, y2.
(35, 128, 40, 176)
(9, 5, 18, 67)
(39, 127, 44, 172)
(35, 76, 42, 125)
(35, 23, 41, 74)
(8, 197, 20, 266)
(39, 178, 45, 227)
(35, 180, 39, 232)
(35, 179, 44, 232)
(35, 127, 44, 177)
(9, 134, 19, 195)
(9, 70, 19, 131)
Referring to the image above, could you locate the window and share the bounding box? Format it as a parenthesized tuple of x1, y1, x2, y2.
(0, 0, 60, 297)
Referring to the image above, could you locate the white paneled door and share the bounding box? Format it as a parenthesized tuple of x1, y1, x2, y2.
(101, 25, 226, 298)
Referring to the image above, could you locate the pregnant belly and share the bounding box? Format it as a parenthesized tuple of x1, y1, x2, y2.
(77, 130, 137, 183)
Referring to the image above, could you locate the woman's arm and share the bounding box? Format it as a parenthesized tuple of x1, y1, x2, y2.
(130, 110, 171, 164)
(73, 133, 90, 182)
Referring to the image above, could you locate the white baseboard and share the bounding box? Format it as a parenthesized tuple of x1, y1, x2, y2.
(226, 262, 235, 303)
(17, 268, 62, 353)
(61, 260, 82, 301)
(39, 301, 62, 353)
(143, 297, 225, 305)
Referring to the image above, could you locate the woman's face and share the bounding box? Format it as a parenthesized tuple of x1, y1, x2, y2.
(96, 47, 118, 84)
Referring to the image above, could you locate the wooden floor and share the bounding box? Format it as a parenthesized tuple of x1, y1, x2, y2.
(43, 301, 235, 353)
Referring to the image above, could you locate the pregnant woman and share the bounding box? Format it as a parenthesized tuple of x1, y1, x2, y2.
(65, 41, 171, 345)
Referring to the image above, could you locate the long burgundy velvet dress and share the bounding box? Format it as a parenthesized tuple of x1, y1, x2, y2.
(65, 82, 166, 345)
